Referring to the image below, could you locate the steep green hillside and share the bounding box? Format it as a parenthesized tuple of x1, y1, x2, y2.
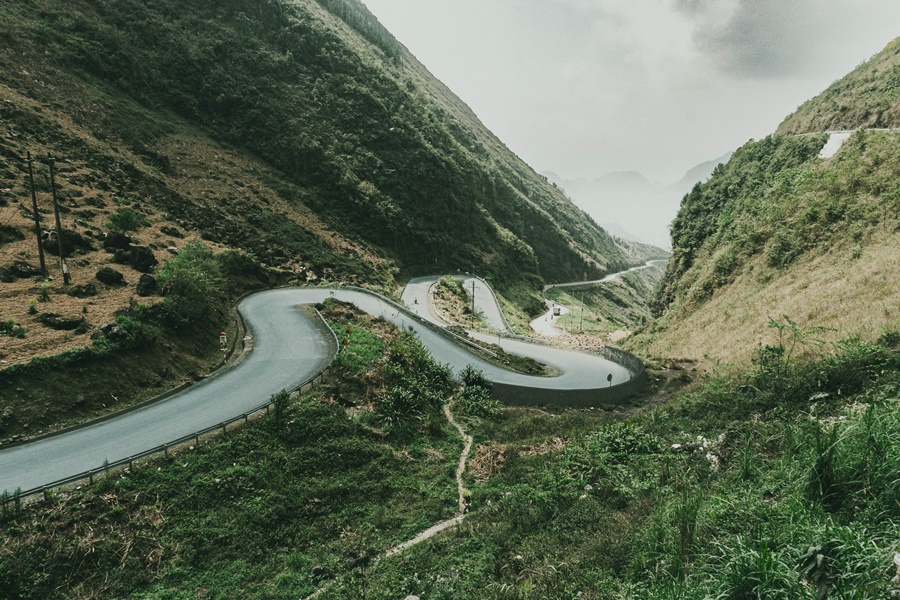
(634, 39, 900, 364)
(0, 0, 647, 297)
(778, 38, 900, 133)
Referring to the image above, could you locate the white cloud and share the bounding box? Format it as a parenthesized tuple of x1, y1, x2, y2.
(363, 0, 900, 180)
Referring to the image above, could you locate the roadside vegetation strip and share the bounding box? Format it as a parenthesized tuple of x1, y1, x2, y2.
(308, 330, 900, 598)
(0, 284, 642, 500)
(2, 303, 463, 599)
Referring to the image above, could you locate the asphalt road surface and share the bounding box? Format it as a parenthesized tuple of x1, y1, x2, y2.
(0, 287, 631, 495)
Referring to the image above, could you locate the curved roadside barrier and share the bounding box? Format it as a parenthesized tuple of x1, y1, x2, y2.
(0, 284, 649, 499)
(394, 279, 649, 407)
(0, 304, 338, 499)
(494, 347, 647, 407)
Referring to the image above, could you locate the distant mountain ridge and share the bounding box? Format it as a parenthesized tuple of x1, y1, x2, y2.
(542, 154, 731, 250)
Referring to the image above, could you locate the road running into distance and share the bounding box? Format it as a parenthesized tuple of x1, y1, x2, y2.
(1, 286, 632, 495)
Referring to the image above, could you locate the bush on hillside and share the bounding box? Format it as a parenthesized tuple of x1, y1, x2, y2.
(105, 208, 148, 232)
(156, 240, 225, 329)
(376, 332, 452, 432)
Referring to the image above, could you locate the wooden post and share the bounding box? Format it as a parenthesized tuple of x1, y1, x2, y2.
(47, 156, 70, 284)
(26, 152, 47, 277)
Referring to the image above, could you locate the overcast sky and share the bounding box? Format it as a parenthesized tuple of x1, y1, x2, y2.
(362, 0, 900, 182)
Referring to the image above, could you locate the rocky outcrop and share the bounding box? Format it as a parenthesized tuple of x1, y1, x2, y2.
(67, 283, 98, 297)
(39, 312, 84, 330)
(95, 267, 124, 285)
(136, 274, 158, 296)
(102, 231, 132, 251)
(114, 246, 157, 273)
(42, 229, 94, 257)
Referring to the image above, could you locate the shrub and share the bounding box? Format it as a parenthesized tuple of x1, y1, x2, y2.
(460, 364, 491, 390)
(0, 319, 26, 338)
(216, 250, 265, 280)
(457, 385, 503, 420)
(156, 240, 225, 328)
(272, 389, 290, 433)
(105, 208, 148, 232)
(376, 332, 452, 431)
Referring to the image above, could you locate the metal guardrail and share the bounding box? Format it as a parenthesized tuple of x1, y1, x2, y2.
(336, 284, 506, 360)
(5, 308, 338, 502)
(3, 285, 648, 502)
(335, 284, 649, 406)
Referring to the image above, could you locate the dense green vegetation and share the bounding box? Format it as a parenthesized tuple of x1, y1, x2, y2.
(0, 0, 650, 299)
(654, 130, 900, 316)
(778, 38, 900, 134)
(4, 298, 898, 598)
(0, 302, 462, 599)
(319, 328, 900, 598)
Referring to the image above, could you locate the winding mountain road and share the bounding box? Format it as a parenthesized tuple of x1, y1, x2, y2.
(0, 286, 633, 496)
(531, 259, 668, 336)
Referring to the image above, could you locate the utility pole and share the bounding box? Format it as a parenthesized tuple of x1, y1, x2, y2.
(580, 290, 585, 333)
(47, 156, 70, 284)
(26, 152, 47, 277)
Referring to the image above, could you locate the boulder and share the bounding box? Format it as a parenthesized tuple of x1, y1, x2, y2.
(136, 274, 158, 296)
(160, 225, 184, 239)
(103, 231, 132, 251)
(67, 283, 98, 298)
(113, 306, 133, 318)
(9, 261, 41, 279)
(42, 229, 94, 257)
(40, 312, 84, 330)
(128, 246, 158, 273)
(96, 267, 124, 285)
(0, 268, 13, 283)
(114, 246, 158, 273)
(92, 323, 128, 342)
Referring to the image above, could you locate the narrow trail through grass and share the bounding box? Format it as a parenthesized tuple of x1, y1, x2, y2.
(444, 401, 474, 512)
(383, 401, 472, 556)
(305, 400, 473, 599)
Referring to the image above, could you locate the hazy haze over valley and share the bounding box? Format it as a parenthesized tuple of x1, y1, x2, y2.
(363, 0, 900, 241)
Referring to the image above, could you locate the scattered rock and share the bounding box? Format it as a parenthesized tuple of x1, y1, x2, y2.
(9, 260, 41, 279)
(166, 246, 179, 255)
(136, 274, 158, 296)
(75, 322, 91, 335)
(42, 229, 94, 257)
(113, 306, 133, 318)
(96, 267, 124, 285)
(40, 312, 84, 330)
(67, 283, 98, 298)
(103, 231, 132, 251)
(160, 225, 183, 238)
(132, 246, 158, 273)
(114, 246, 158, 273)
(92, 323, 128, 342)
(0, 224, 26, 246)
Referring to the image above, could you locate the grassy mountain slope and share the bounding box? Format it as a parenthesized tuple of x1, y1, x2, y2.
(630, 40, 900, 364)
(778, 38, 900, 133)
(0, 0, 661, 437)
(0, 0, 651, 298)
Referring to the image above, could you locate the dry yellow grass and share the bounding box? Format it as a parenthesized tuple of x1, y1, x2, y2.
(631, 227, 899, 366)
